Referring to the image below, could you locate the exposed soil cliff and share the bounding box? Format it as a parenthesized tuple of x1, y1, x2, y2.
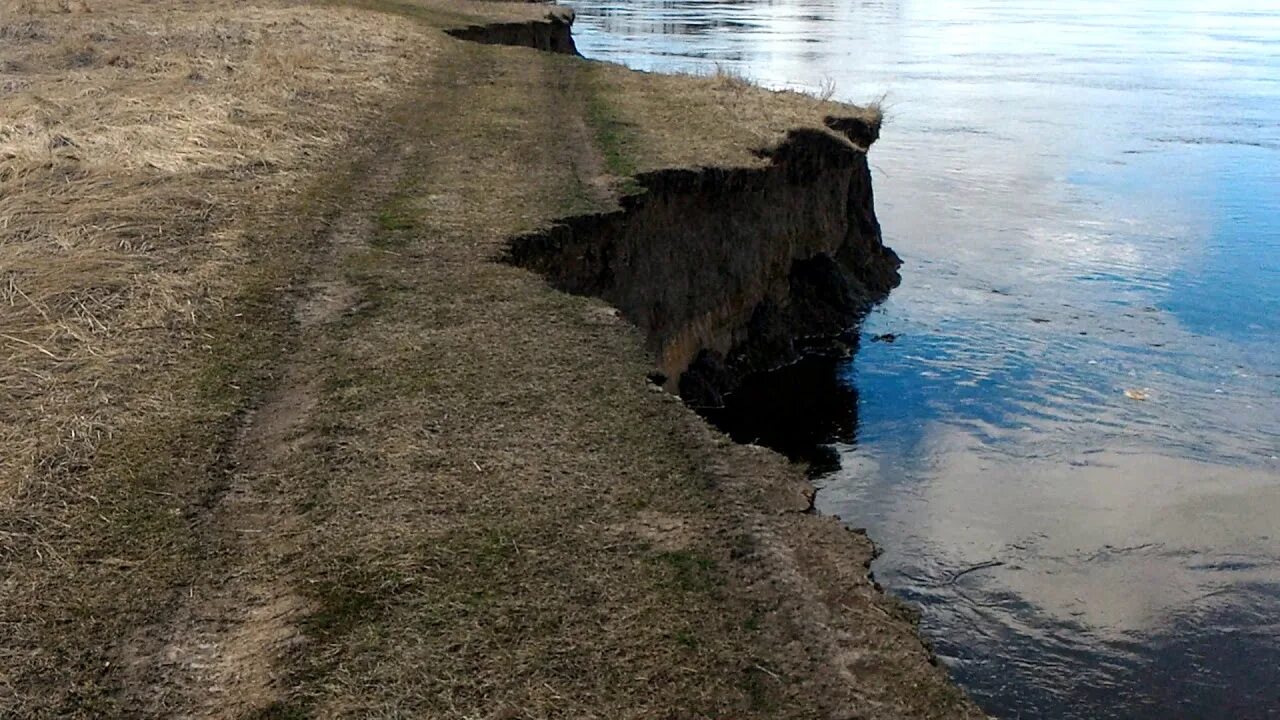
(507, 121, 901, 407)
(445, 10, 579, 55)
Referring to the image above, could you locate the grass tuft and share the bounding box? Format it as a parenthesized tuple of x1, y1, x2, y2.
(655, 550, 721, 593)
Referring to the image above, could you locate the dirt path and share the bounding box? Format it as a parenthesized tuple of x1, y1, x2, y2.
(115, 141, 413, 718)
(109, 43, 644, 716)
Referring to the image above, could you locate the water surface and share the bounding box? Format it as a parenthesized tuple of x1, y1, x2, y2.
(563, 1, 1280, 717)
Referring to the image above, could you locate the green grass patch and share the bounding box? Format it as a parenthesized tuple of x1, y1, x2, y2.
(377, 206, 414, 233)
(654, 550, 720, 594)
(674, 629, 700, 649)
(582, 67, 642, 196)
(303, 562, 413, 638)
(373, 199, 417, 248)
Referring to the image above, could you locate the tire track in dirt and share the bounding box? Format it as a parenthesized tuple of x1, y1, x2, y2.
(116, 143, 412, 719)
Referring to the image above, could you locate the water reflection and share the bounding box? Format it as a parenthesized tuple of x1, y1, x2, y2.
(828, 440, 1280, 715)
(565, 0, 1280, 717)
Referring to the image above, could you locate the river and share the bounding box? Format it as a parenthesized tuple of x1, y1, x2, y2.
(561, 1, 1280, 717)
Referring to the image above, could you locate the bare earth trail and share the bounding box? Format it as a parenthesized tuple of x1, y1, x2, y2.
(0, 2, 985, 717)
(115, 140, 416, 717)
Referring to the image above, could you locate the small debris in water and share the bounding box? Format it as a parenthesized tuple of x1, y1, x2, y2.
(871, 333, 898, 343)
(1124, 388, 1151, 401)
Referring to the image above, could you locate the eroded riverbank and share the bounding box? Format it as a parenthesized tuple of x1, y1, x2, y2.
(507, 123, 898, 406)
(558, 1, 1280, 718)
(0, 1, 978, 716)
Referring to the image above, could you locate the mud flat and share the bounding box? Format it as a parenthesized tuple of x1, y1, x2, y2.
(0, 0, 980, 716)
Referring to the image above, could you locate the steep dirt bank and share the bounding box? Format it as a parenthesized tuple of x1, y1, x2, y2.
(443, 10, 901, 407)
(445, 7, 578, 54)
(508, 124, 900, 407)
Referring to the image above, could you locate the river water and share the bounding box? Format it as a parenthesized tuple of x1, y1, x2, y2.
(561, 1, 1280, 717)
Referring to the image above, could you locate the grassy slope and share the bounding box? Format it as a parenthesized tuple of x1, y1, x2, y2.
(1, 1, 982, 717)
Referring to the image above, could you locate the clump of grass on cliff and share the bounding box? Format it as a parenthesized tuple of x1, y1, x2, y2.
(583, 55, 881, 173)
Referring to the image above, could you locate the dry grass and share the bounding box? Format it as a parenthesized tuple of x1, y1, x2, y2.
(234, 32, 974, 718)
(0, 0, 421, 543)
(0, 1, 976, 715)
(580, 58, 883, 174)
(816, 75, 838, 102)
(0, 0, 435, 711)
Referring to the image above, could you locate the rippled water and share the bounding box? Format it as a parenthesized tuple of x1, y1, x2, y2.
(562, 1, 1280, 717)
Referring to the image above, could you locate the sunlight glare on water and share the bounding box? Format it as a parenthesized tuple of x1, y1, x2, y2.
(561, 1, 1280, 717)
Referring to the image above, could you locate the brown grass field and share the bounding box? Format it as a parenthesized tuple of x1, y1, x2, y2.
(1, 0, 977, 717)
(0, 0, 420, 503)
